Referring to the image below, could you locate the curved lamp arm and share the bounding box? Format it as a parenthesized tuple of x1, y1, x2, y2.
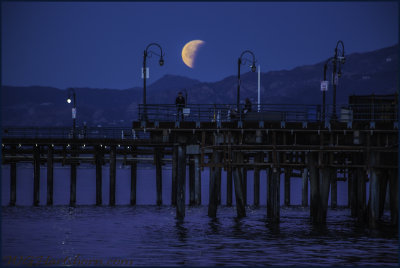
(145, 43, 165, 66)
(239, 50, 257, 72)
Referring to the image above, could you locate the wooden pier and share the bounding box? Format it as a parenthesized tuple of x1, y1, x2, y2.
(2, 100, 398, 228)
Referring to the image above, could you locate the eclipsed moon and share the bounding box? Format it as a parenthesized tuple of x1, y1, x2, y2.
(182, 40, 205, 68)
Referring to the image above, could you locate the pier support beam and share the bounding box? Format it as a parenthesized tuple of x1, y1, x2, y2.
(47, 145, 54, 206)
(378, 173, 388, 219)
(70, 145, 77, 207)
(171, 145, 178, 206)
(155, 148, 162, 206)
(176, 144, 186, 220)
(10, 145, 17, 206)
(356, 168, 366, 222)
(226, 167, 233, 207)
(308, 153, 331, 224)
(348, 169, 353, 209)
(95, 146, 103, 206)
(330, 170, 338, 209)
(233, 152, 246, 218)
(388, 169, 398, 225)
(253, 152, 262, 207)
(109, 145, 116, 206)
(242, 167, 247, 206)
(130, 149, 137, 206)
(189, 155, 195, 206)
(302, 168, 308, 207)
(368, 152, 381, 228)
(350, 167, 366, 222)
(284, 168, 291, 206)
(267, 167, 280, 222)
(33, 145, 40, 206)
(216, 154, 222, 205)
(208, 150, 219, 217)
(194, 154, 201, 205)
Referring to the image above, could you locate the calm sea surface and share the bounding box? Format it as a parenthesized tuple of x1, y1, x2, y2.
(1, 166, 398, 266)
(2, 206, 398, 266)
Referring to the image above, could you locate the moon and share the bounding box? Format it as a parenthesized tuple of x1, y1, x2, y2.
(182, 40, 205, 68)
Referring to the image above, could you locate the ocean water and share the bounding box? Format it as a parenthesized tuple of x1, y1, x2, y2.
(2, 206, 398, 266)
(1, 165, 398, 266)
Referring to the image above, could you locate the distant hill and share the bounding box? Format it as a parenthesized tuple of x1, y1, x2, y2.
(2, 44, 398, 127)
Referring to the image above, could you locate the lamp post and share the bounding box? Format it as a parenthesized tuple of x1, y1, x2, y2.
(322, 57, 334, 122)
(332, 40, 345, 120)
(142, 43, 164, 121)
(67, 88, 76, 138)
(237, 50, 257, 112)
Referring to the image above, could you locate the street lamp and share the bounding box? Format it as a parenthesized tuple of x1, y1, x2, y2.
(67, 88, 76, 138)
(322, 57, 334, 122)
(237, 50, 257, 112)
(321, 41, 345, 121)
(332, 40, 345, 119)
(142, 43, 164, 121)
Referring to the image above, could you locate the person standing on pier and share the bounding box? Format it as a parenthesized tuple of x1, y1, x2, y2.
(243, 98, 252, 114)
(175, 91, 186, 121)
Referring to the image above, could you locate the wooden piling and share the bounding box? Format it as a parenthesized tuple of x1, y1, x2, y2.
(109, 145, 116, 206)
(46, 145, 54, 206)
(226, 167, 233, 207)
(216, 153, 222, 205)
(348, 169, 353, 209)
(388, 169, 398, 225)
(267, 167, 280, 222)
(189, 155, 195, 206)
(10, 145, 16, 206)
(356, 168, 366, 222)
(194, 154, 201, 205)
(368, 151, 380, 228)
(33, 145, 40, 206)
(318, 168, 331, 223)
(130, 155, 137, 206)
(176, 144, 186, 220)
(208, 150, 219, 217)
(233, 152, 246, 218)
(171, 144, 178, 206)
(331, 175, 337, 209)
(155, 148, 162, 206)
(284, 168, 291, 206)
(301, 167, 308, 207)
(70, 144, 77, 207)
(378, 172, 388, 219)
(253, 152, 261, 207)
(308, 152, 320, 223)
(242, 167, 247, 206)
(95, 145, 103, 206)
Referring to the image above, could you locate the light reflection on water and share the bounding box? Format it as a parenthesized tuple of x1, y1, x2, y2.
(2, 206, 398, 266)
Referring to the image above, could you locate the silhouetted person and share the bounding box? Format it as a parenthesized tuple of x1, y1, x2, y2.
(175, 92, 186, 121)
(244, 98, 252, 114)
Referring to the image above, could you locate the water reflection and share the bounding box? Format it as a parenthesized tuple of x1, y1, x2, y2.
(174, 220, 188, 243)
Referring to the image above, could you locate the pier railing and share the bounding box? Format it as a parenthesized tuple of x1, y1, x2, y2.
(139, 103, 398, 123)
(2, 126, 139, 140)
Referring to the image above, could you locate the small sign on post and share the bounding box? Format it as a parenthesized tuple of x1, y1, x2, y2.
(141, 67, 149, 79)
(320, 80, 328, 91)
(72, 108, 77, 119)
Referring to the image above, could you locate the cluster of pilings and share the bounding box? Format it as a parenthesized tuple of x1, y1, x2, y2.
(2, 120, 398, 228)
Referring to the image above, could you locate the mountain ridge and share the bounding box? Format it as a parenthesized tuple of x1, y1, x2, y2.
(2, 44, 398, 126)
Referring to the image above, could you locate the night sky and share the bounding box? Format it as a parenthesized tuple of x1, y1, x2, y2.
(1, 1, 398, 90)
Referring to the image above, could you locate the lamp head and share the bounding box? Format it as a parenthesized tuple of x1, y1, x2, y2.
(159, 57, 164, 66)
(67, 98, 72, 104)
(340, 56, 346, 64)
(251, 63, 256, 72)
